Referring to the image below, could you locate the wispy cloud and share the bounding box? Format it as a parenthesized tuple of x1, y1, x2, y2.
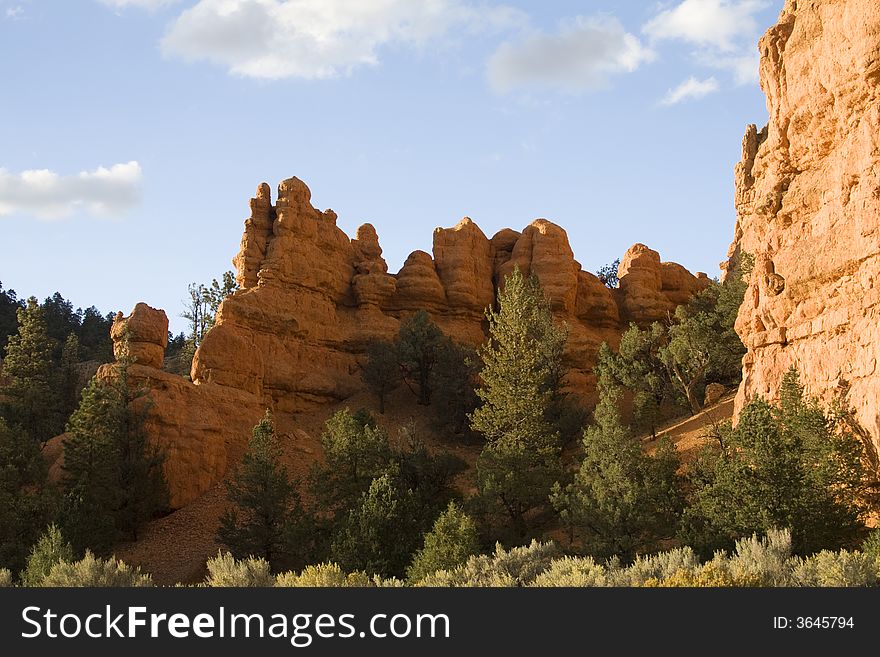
(487, 16, 654, 94)
(661, 76, 720, 105)
(0, 161, 143, 220)
(5, 5, 24, 20)
(161, 0, 525, 80)
(643, 0, 770, 85)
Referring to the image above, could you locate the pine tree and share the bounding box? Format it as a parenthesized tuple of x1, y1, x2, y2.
(310, 408, 391, 513)
(552, 382, 683, 560)
(680, 367, 866, 556)
(397, 311, 445, 405)
(406, 501, 480, 582)
(61, 353, 167, 554)
(470, 268, 566, 538)
(0, 418, 54, 575)
(218, 411, 311, 571)
(59, 333, 82, 422)
(330, 472, 420, 577)
(596, 324, 671, 438)
(362, 340, 401, 414)
(21, 524, 74, 587)
(430, 339, 480, 436)
(1, 297, 60, 444)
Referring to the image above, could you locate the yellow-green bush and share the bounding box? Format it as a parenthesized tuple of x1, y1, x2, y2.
(40, 551, 152, 587)
(204, 552, 274, 587)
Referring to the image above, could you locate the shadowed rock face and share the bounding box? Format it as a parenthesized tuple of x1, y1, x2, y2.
(112, 176, 708, 507)
(724, 0, 880, 449)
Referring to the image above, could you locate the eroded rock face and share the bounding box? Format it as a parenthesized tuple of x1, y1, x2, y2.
(110, 303, 168, 369)
(105, 309, 265, 508)
(191, 176, 708, 413)
(725, 0, 880, 447)
(118, 176, 708, 506)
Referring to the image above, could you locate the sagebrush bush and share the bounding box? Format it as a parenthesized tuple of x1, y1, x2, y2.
(417, 541, 559, 587)
(529, 557, 607, 587)
(0, 569, 12, 587)
(792, 550, 879, 587)
(726, 529, 794, 586)
(608, 547, 701, 587)
(274, 563, 373, 587)
(641, 563, 760, 587)
(204, 552, 274, 587)
(41, 552, 152, 587)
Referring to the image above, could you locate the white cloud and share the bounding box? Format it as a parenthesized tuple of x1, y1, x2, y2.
(708, 51, 760, 84)
(6, 5, 24, 19)
(487, 16, 654, 94)
(161, 0, 526, 80)
(0, 161, 143, 220)
(661, 76, 719, 105)
(98, 0, 180, 9)
(643, 0, 770, 52)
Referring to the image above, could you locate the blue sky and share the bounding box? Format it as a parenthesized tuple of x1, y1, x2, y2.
(1, 0, 783, 334)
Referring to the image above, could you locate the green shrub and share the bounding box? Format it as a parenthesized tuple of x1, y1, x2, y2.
(407, 502, 480, 583)
(41, 551, 152, 587)
(417, 540, 558, 587)
(792, 550, 879, 587)
(21, 524, 75, 587)
(608, 547, 701, 586)
(275, 563, 373, 588)
(726, 529, 794, 586)
(204, 552, 274, 587)
(641, 563, 760, 588)
(529, 557, 607, 587)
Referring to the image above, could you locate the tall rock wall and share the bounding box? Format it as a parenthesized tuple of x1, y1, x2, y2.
(725, 0, 880, 446)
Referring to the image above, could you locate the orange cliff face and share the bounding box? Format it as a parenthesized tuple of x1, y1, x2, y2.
(107, 177, 709, 508)
(724, 0, 880, 449)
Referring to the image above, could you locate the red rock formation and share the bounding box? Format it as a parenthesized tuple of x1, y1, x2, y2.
(110, 303, 168, 369)
(724, 0, 880, 448)
(114, 175, 708, 507)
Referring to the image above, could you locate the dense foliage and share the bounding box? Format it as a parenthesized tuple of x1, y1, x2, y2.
(471, 268, 566, 539)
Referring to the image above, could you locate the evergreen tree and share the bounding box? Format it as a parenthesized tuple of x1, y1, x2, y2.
(596, 323, 671, 437)
(596, 259, 620, 289)
(61, 353, 167, 554)
(76, 306, 113, 363)
(218, 411, 311, 570)
(362, 340, 401, 414)
(59, 333, 82, 422)
(392, 422, 466, 528)
(680, 368, 866, 556)
(397, 310, 445, 405)
(552, 382, 683, 560)
(310, 408, 391, 514)
(181, 271, 239, 349)
(1, 297, 60, 443)
(0, 418, 54, 575)
(330, 472, 420, 577)
(21, 524, 74, 587)
(0, 281, 23, 352)
(470, 268, 566, 538)
(406, 501, 480, 582)
(430, 339, 480, 436)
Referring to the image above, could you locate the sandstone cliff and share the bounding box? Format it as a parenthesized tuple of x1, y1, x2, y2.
(115, 178, 708, 507)
(725, 0, 880, 448)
